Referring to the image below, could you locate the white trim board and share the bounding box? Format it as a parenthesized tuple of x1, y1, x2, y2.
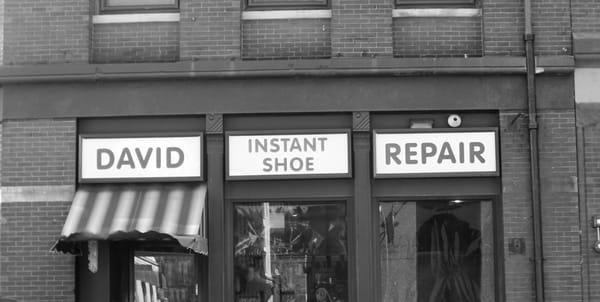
(242, 10, 331, 20)
(92, 13, 180, 24)
(393, 8, 481, 18)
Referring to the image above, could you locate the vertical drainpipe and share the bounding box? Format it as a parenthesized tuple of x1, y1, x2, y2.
(523, 0, 545, 301)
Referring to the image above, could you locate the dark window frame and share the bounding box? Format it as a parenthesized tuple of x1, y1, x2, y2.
(244, 0, 330, 11)
(375, 196, 504, 302)
(100, 0, 179, 13)
(110, 241, 208, 302)
(395, 0, 475, 7)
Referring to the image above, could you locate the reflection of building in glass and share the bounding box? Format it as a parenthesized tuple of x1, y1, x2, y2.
(235, 203, 348, 302)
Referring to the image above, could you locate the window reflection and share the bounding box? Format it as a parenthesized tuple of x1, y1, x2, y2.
(234, 202, 348, 302)
(379, 200, 494, 302)
(134, 253, 198, 302)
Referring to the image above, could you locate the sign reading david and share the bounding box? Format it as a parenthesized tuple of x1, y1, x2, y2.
(374, 129, 498, 178)
(227, 131, 351, 179)
(79, 134, 203, 182)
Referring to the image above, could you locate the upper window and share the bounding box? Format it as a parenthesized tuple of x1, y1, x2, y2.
(395, 0, 475, 6)
(101, 0, 179, 12)
(245, 0, 329, 10)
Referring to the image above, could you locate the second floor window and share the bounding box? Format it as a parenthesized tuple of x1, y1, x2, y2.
(101, 0, 179, 13)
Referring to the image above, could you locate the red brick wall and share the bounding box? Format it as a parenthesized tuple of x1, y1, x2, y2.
(500, 111, 535, 302)
(571, 0, 600, 33)
(483, 0, 525, 56)
(331, 0, 393, 57)
(92, 22, 179, 63)
(3, 0, 89, 65)
(179, 0, 241, 60)
(0, 201, 75, 302)
(393, 17, 482, 58)
(537, 110, 581, 302)
(584, 122, 600, 301)
(532, 0, 572, 55)
(1, 119, 76, 187)
(242, 19, 331, 60)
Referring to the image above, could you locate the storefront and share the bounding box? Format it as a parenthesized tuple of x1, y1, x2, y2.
(0, 58, 576, 302)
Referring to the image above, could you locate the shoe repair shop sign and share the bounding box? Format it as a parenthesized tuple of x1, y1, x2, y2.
(226, 131, 351, 179)
(79, 134, 203, 182)
(373, 129, 498, 178)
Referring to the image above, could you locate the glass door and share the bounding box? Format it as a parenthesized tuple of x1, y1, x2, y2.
(379, 199, 495, 302)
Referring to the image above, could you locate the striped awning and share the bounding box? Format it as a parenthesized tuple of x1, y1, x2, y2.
(53, 183, 207, 255)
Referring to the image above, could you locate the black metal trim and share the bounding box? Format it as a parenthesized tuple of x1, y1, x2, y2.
(100, 0, 179, 13)
(245, 0, 329, 10)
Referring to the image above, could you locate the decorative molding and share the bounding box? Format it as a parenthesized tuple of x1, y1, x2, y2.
(206, 114, 224, 134)
(92, 13, 180, 24)
(392, 8, 481, 18)
(352, 111, 370, 132)
(242, 9, 331, 20)
(1, 185, 75, 203)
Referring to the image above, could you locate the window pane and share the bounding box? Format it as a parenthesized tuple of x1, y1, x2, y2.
(106, 0, 176, 7)
(134, 253, 198, 302)
(379, 200, 495, 302)
(234, 202, 347, 302)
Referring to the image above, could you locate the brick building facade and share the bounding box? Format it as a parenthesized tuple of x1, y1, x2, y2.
(0, 0, 598, 302)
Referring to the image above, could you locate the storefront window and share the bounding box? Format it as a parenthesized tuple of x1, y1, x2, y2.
(134, 252, 199, 302)
(234, 202, 347, 302)
(379, 200, 495, 302)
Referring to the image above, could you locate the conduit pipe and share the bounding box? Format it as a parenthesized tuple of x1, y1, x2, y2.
(523, 0, 545, 300)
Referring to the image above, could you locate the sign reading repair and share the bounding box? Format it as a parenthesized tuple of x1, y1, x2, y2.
(374, 130, 498, 177)
(80, 135, 203, 182)
(227, 132, 350, 179)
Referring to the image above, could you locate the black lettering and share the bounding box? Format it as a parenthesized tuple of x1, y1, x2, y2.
(317, 137, 328, 151)
(290, 157, 303, 171)
(421, 143, 437, 164)
(156, 147, 161, 168)
(459, 142, 465, 163)
(274, 157, 287, 171)
(437, 142, 457, 164)
(97, 149, 114, 170)
(167, 147, 184, 168)
(262, 158, 273, 172)
(280, 138, 290, 152)
(255, 139, 268, 153)
(470, 142, 486, 163)
(304, 138, 316, 152)
(117, 148, 135, 169)
(135, 148, 153, 169)
(385, 143, 402, 165)
(290, 138, 302, 152)
(270, 138, 280, 152)
(405, 143, 418, 164)
(306, 157, 314, 171)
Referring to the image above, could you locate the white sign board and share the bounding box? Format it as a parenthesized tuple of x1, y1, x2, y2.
(227, 132, 350, 179)
(374, 130, 498, 177)
(80, 135, 203, 182)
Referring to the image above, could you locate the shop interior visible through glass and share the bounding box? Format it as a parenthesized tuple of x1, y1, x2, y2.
(379, 199, 495, 302)
(234, 202, 348, 302)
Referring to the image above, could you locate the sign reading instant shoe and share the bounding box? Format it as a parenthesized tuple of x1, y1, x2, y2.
(226, 131, 351, 179)
(374, 129, 498, 178)
(79, 134, 203, 182)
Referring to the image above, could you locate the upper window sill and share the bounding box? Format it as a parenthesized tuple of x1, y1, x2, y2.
(92, 13, 180, 24)
(393, 8, 481, 17)
(242, 9, 331, 20)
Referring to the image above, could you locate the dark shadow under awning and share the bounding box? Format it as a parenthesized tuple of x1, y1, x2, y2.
(52, 183, 207, 255)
